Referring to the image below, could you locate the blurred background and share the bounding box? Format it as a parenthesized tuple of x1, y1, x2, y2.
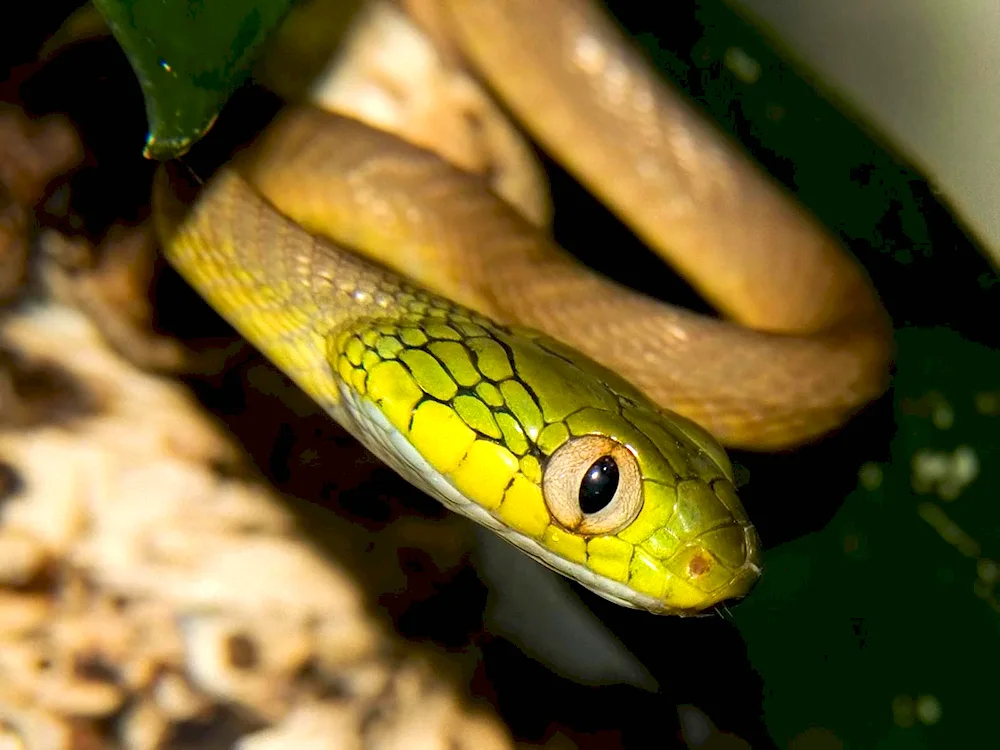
(0, 1, 996, 748)
(738, 0, 1000, 265)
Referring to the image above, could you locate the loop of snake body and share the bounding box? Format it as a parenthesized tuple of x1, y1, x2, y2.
(153, 0, 892, 614)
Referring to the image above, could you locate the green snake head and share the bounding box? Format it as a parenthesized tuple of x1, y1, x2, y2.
(331, 297, 762, 615)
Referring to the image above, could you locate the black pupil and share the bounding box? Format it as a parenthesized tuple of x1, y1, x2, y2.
(579, 456, 619, 514)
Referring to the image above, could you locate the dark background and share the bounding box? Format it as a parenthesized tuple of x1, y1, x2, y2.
(3, 1, 997, 748)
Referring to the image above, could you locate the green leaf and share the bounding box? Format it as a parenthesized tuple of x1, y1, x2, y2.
(94, 0, 295, 160)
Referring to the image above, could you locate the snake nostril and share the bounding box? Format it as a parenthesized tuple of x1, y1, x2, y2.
(687, 552, 712, 578)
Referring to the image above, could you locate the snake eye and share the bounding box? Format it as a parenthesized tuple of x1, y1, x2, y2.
(580, 455, 619, 513)
(542, 435, 643, 535)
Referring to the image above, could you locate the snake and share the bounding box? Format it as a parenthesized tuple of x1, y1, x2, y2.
(151, 0, 892, 615)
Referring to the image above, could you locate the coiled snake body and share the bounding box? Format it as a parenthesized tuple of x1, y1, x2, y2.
(153, 0, 892, 614)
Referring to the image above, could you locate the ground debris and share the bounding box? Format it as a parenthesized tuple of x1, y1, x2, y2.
(0, 303, 512, 750)
(0, 105, 82, 303)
